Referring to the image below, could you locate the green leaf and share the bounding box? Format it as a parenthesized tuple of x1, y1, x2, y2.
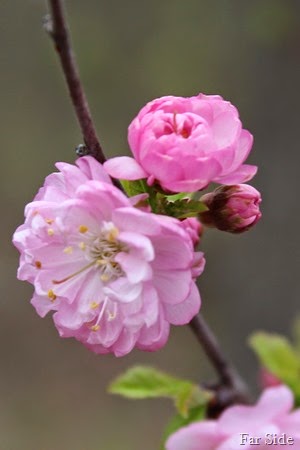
(120, 179, 148, 197)
(292, 316, 300, 353)
(160, 405, 206, 450)
(108, 366, 211, 417)
(249, 332, 300, 380)
(249, 332, 300, 404)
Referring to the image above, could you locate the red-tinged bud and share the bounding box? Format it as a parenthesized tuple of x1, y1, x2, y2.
(200, 184, 262, 233)
(260, 368, 282, 389)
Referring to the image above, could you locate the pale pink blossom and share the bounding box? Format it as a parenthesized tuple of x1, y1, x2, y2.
(166, 386, 300, 450)
(200, 184, 262, 233)
(13, 157, 204, 356)
(104, 94, 257, 193)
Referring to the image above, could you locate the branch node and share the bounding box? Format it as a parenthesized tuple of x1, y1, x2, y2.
(42, 14, 54, 37)
(75, 144, 89, 157)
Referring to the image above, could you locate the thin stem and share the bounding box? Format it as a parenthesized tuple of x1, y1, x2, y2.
(45, 0, 106, 164)
(190, 313, 250, 414)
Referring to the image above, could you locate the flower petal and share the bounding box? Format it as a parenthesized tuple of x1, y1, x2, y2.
(104, 156, 147, 180)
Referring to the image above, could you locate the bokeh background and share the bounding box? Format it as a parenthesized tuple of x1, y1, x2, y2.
(1, 0, 300, 449)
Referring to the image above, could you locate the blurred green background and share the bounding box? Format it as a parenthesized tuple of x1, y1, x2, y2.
(1, 0, 300, 449)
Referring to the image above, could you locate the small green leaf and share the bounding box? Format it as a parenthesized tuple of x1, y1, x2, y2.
(249, 331, 300, 404)
(120, 179, 148, 197)
(108, 366, 211, 416)
(175, 384, 211, 417)
(160, 405, 206, 450)
(292, 316, 300, 353)
(249, 332, 300, 380)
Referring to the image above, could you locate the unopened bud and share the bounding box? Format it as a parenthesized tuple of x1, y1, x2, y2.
(260, 368, 282, 389)
(200, 184, 262, 233)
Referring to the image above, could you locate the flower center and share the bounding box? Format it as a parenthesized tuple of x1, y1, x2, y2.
(89, 231, 125, 282)
(52, 222, 126, 286)
(156, 112, 192, 139)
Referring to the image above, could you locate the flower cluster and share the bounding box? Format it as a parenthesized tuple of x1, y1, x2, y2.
(13, 92, 261, 356)
(166, 386, 300, 450)
(13, 157, 204, 356)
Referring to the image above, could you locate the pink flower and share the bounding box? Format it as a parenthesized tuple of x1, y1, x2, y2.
(200, 184, 262, 233)
(104, 94, 257, 193)
(166, 386, 300, 450)
(13, 157, 204, 357)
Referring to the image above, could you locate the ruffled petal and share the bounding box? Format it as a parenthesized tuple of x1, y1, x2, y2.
(214, 164, 257, 185)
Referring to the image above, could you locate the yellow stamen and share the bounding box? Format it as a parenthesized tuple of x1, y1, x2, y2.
(107, 227, 119, 242)
(100, 274, 110, 282)
(96, 259, 107, 266)
(90, 324, 100, 332)
(90, 302, 99, 310)
(78, 242, 86, 250)
(35, 261, 42, 269)
(47, 228, 54, 236)
(79, 225, 88, 233)
(45, 218, 54, 225)
(48, 289, 57, 301)
(63, 246, 73, 254)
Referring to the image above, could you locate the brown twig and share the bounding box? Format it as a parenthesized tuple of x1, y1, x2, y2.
(44, 0, 106, 164)
(190, 313, 250, 416)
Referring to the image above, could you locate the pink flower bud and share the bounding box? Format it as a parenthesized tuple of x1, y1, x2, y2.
(200, 184, 262, 233)
(260, 368, 282, 389)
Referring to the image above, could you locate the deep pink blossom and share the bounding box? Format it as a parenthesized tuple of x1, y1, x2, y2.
(104, 94, 257, 193)
(166, 386, 300, 450)
(200, 184, 262, 233)
(13, 157, 204, 356)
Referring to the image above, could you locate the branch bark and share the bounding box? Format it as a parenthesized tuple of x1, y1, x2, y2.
(45, 0, 106, 163)
(190, 313, 250, 416)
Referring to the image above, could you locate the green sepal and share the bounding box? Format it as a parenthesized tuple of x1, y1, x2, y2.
(108, 366, 211, 417)
(165, 192, 194, 202)
(162, 198, 208, 219)
(119, 178, 149, 197)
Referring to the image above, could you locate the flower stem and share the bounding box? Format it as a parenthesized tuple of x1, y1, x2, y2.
(190, 313, 250, 415)
(45, 0, 106, 164)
